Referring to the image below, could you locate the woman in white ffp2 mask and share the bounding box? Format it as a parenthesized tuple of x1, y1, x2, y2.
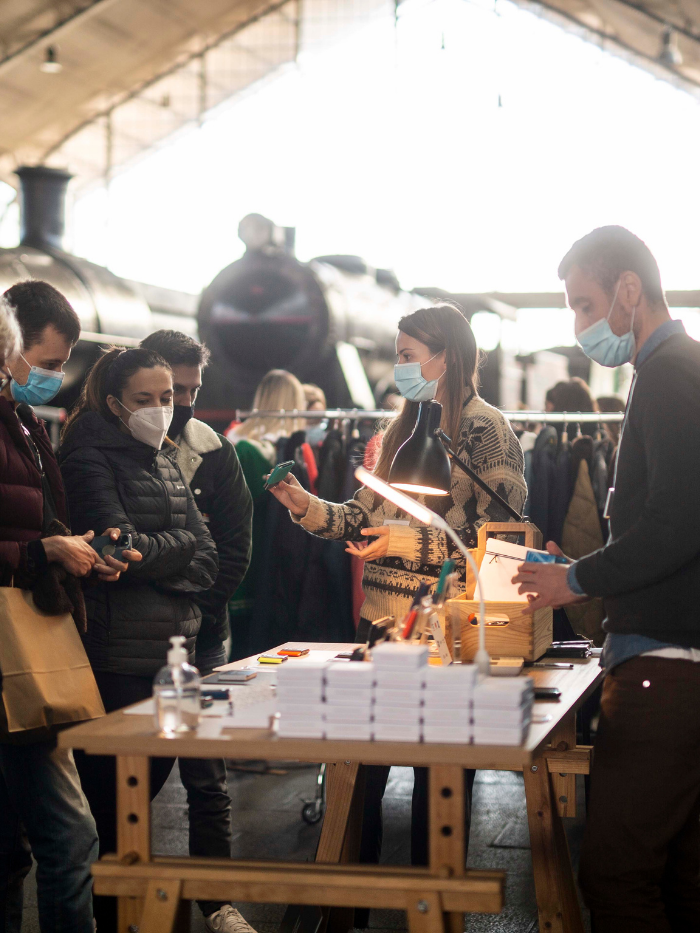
(57, 347, 218, 932)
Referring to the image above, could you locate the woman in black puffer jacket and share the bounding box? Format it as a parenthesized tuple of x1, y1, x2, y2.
(59, 346, 218, 933)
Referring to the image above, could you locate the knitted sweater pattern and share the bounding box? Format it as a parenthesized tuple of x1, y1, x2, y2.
(295, 395, 527, 624)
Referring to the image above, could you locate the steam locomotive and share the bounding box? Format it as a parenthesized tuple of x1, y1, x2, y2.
(0, 166, 516, 425)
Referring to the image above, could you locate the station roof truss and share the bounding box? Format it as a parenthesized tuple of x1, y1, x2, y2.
(0, 0, 386, 191)
(516, 0, 700, 94)
(1, 0, 699, 193)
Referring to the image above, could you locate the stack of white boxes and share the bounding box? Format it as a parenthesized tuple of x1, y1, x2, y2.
(423, 664, 477, 744)
(472, 676, 534, 745)
(371, 643, 428, 742)
(276, 661, 327, 738)
(324, 661, 374, 741)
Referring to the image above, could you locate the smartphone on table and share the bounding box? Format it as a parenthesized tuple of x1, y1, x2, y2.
(264, 461, 295, 489)
(90, 533, 133, 562)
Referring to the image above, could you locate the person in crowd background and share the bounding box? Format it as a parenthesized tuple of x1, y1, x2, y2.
(269, 304, 526, 891)
(0, 282, 138, 933)
(513, 225, 700, 932)
(546, 377, 598, 440)
(59, 346, 218, 933)
(140, 330, 254, 933)
(302, 383, 327, 471)
(303, 383, 326, 413)
(226, 370, 308, 658)
(596, 395, 625, 444)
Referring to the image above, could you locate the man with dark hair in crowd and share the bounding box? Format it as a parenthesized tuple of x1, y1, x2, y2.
(140, 329, 253, 933)
(513, 226, 700, 932)
(0, 281, 138, 932)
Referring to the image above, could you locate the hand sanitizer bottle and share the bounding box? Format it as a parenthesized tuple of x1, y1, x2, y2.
(153, 636, 201, 736)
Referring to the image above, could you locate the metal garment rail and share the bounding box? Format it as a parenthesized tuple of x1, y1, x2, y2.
(235, 408, 625, 423)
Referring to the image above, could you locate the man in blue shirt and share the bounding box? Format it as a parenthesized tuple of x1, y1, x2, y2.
(513, 226, 700, 932)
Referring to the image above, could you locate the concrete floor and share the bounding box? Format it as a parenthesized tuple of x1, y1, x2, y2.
(21, 762, 590, 932)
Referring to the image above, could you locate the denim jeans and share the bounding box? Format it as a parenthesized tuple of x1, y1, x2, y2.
(75, 672, 176, 933)
(0, 741, 98, 933)
(178, 641, 233, 918)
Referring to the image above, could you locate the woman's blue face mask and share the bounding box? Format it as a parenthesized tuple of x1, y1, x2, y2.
(9, 354, 64, 406)
(394, 351, 446, 402)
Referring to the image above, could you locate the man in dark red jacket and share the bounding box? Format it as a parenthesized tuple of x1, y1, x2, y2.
(0, 281, 138, 933)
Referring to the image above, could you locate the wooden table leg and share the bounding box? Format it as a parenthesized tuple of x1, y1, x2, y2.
(429, 765, 465, 933)
(138, 879, 182, 933)
(318, 761, 366, 933)
(523, 754, 584, 933)
(316, 761, 362, 863)
(116, 756, 150, 933)
(549, 713, 577, 819)
(406, 891, 446, 933)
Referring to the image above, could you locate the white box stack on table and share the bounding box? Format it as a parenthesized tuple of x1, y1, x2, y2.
(324, 661, 375, 740)
(276, 661, 328, 738)
(423, 664, 477, 744)
(371, 643, 428, 743)
(472, 676, 534, 746)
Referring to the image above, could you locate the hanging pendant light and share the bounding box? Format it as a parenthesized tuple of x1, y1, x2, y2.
(40, 47, 63, 74)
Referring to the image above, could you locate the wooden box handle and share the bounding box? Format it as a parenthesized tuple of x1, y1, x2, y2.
(476, 522, 543, 553)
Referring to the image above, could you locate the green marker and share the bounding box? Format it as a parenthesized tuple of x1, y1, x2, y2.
(434, 559, 456, 603)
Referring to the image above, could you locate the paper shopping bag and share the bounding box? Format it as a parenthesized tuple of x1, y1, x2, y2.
(0, 587, 104, 732)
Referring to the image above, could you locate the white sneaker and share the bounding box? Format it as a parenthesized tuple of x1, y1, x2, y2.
(205, 906, 258, 933)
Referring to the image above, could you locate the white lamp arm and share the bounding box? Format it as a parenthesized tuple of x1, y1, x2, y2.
(431, 516, 489, 674)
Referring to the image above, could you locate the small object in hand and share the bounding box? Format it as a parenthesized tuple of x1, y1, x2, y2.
(90, 532, 133, 562)
(278, 648, 310, 657)
(524, 549, 569, 565)
(534, 686, 561, 701)
(201, 697, 214, 709)
(264, 460, 295, 489)
(258, 655, 288, 664)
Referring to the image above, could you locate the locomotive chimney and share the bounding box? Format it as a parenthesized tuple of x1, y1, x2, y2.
(15, 165, 72, 251)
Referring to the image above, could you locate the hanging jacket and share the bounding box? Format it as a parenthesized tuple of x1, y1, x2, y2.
(227, 436, 275, 658)
(561, 459, 606, 645)
(59, 412, 218, 676)
(526, 426, 558, 538)
(253, 431, 355, 650)
(548, 440, 572, 547)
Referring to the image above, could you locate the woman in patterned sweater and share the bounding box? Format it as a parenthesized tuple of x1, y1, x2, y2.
(269, 304, 527, 881)
(270, 303, 527, 636)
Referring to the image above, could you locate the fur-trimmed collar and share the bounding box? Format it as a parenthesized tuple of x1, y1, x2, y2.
(175, 418, 222, 484)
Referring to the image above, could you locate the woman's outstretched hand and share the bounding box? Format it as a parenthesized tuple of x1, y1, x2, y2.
(346, 526, 390, 561)
(267, 472, 311, 517)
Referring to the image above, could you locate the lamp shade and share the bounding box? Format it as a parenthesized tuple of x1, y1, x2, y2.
(389, 400, 452, 496)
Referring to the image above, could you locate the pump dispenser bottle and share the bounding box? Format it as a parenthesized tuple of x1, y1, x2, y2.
(153, 635, 201, 736)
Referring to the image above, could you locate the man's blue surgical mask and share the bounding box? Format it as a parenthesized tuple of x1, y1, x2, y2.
(394, 352, 446, 402)
(9, 354, 65, 406)
(577, 280, 636, 368)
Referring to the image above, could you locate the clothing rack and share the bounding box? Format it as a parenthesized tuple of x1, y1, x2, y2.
(235, 408, 625, 423)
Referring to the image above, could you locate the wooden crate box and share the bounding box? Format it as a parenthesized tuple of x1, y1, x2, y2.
(445, 522, 553, 662)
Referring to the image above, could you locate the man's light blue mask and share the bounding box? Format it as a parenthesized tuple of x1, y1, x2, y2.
(10, 354, 64, 406)
(577, 280, 636, 368)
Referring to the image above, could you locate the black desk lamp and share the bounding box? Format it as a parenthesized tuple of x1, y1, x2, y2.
(388, 400, 522, 522)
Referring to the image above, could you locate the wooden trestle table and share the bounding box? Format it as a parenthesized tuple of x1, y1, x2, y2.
(59, 643, 604, 933)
